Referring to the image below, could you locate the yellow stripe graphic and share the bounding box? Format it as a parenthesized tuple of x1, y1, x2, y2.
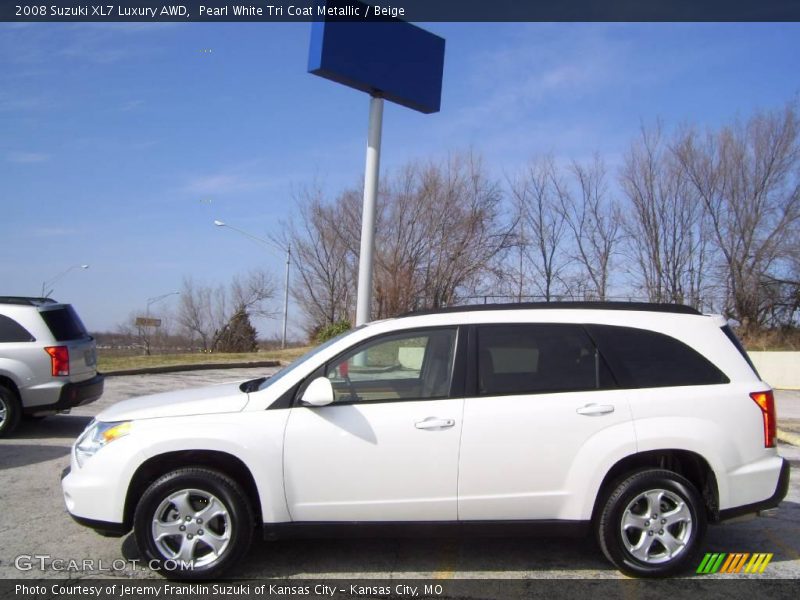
(744, 553, 773, 574)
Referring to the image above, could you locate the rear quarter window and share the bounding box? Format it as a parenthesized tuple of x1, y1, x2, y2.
(720, 325, 760, 378)
(586, 324, 729, 388)
(38, 306, 89, 341)
(0, 314, 35, 342)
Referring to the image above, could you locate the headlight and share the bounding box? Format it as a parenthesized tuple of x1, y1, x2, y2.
(74, 420, 131, 468)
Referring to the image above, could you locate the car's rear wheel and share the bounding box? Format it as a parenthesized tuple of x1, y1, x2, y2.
(597, 469, 706, 577)
(0, 385, 21, 438)
(133, 467, 254, 579)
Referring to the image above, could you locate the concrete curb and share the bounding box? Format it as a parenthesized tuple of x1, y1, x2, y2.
(777, 428, 800, 447)
(104, 360, 281, 377)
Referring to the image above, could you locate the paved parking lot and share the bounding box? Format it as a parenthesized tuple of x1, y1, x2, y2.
(1, 369, 798, 581)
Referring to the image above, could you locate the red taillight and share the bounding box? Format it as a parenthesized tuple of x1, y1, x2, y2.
(44, 346, 70, 377)
(750, 390, 776, 448)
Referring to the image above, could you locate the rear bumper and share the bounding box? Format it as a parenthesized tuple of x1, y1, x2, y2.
(23, 374, 104, 415)
(718, 458, 790, 522)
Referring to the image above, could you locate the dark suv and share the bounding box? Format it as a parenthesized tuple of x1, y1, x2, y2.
(0, 297, 104, 436)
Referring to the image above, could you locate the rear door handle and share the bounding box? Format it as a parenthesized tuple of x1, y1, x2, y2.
(576, 404, 615, 416)
(415, 417, 455, 430)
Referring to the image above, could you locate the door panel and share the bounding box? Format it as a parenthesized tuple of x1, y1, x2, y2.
(458, 323, 635, 521)
(283, 398, 463, 521)
(458, 390, 634, 520)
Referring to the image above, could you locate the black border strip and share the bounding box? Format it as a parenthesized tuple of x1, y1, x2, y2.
(4, 1, 800, 23)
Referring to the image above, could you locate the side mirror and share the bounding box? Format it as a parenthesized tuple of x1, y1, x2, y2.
(301, 376, 335, 407)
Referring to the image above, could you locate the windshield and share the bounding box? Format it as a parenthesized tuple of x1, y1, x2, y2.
(256, 326, 364, 392)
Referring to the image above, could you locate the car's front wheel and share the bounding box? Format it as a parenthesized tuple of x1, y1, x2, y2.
(0, 385, 21, 438)
(597, 469, 706, 577)
(133, 467, 254, 579)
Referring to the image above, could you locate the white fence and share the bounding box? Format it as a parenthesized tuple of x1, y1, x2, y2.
(748, 352, 800, 390)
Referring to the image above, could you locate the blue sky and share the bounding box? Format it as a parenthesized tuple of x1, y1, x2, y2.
(1, 22, 799, 336)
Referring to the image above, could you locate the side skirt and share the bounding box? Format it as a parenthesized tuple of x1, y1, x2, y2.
(262, 520, 590, 541)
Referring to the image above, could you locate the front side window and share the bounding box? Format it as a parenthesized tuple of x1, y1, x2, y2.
(477, 324, 606, 396)
(324, 328, 457, 404)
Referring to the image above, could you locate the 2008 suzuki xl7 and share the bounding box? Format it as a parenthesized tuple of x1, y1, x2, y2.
(62, 302, 788, 578)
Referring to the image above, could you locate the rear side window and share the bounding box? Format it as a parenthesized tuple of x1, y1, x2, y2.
(720, 325, 760, 378)
(586, 325, 729, 388)
(476, 324, 613, 396)
(0, 314, 35, 342)
(39, 306, 89, 341)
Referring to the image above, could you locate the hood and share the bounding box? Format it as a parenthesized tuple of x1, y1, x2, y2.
(97, 382, 249, 422)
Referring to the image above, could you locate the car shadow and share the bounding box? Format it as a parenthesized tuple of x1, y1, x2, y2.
(12, 414, 92, 439)
(120, 531, 612, 577)
(239, 535, 612, 578)
(0, 444, 71, 470)
(115, 500, 800, 578)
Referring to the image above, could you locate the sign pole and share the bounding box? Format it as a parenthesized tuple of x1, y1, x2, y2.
(355, 95, 384, 326)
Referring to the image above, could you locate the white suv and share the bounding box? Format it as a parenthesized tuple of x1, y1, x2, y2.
(61, 303, 788, 578)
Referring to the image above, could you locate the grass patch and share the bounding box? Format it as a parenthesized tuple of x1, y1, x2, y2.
(99, 347, 312, 373)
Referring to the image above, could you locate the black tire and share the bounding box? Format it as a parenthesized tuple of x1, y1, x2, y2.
(0, 385, 21, 438)
(133, 467, 254, 580)
(596, 469, 707, 578)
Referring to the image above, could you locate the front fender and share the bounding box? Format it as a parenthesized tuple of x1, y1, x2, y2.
(132, 410, 290, 523)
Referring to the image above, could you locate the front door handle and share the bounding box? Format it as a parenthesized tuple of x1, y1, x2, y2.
(415, 417, 455, 430)
(576, 404, 615, 416)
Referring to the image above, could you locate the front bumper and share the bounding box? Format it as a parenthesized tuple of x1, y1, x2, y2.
(61, 432, 139, 534)
(719, 457, 790, 521)
(60, 465, 128, 537)
(24, 373, 104, 415)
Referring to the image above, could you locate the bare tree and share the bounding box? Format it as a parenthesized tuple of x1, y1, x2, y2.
(510, 156, 572, 301)
(284, 187, 357, 336)
(177, 277, 216, 351)
(286, 152, 513, 333)
(619, 124, 710, 307)
(556, 156, 621, 300)
(177, 270, 276, 351)
(674, 101, 800, 329)
(398, 152, 513, 312)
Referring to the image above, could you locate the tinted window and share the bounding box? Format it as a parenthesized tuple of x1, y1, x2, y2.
(324, 328, 457, 404)
(721, 325, 760, 378)
(476, 324, 609, 396)
(39, 306, 89, 341)
(0, 315, 35, 342)
(586, 325, 728, 388)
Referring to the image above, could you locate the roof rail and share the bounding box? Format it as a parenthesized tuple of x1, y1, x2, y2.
(401, 301, 701, 318)
(0, 296, 59, 306)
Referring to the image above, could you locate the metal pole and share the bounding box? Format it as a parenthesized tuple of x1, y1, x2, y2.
(355, 95, 384, 326)
(282, 245, 290, 349)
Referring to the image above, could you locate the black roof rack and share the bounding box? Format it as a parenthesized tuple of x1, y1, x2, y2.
(401, 301, 701, 318)
(0, 296, 58, 306)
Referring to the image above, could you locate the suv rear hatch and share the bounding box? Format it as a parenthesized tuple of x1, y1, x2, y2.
(38, 304, 98, 382)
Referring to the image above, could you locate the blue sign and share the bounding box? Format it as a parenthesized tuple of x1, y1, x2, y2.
(308, 1, 445, 114)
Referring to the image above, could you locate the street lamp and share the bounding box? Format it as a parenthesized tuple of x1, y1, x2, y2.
(41, 264, 89, 298)
(146, 291, 180, 316)
(213, 220, 291, 349)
